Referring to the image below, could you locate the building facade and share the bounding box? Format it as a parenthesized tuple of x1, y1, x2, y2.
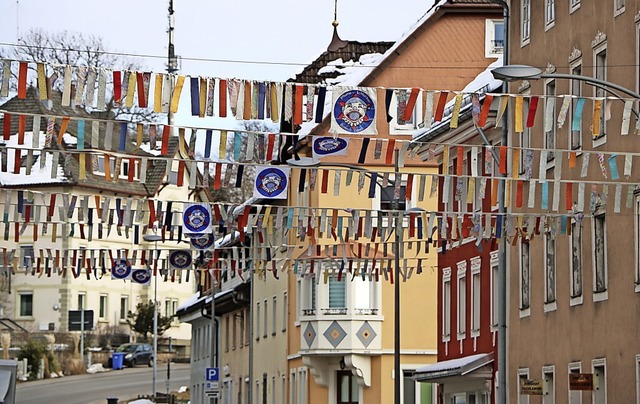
(508, 1, 640, 402)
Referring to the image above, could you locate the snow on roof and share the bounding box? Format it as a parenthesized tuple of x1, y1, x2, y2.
(0, 131, 67, 186)
(176, 291, 204, 312)
(62, 132, 77, 145)
(138, 142, 162, 156)
(415, 353, 490, 374)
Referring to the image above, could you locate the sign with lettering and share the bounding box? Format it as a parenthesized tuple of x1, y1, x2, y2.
(569, 373, 593, 390)
(520, 379, 544, 395)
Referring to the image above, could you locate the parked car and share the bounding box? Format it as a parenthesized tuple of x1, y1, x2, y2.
(109, 343, 154, 367)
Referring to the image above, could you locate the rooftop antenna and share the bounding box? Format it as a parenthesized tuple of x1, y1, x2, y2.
(16, 1, 19, 41)
(327, 0, 348, 52)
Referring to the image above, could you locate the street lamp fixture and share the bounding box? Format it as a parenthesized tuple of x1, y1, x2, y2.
(143, 233, 162, 402)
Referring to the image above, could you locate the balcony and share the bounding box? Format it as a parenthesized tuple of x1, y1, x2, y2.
(299, 306, 383, 354)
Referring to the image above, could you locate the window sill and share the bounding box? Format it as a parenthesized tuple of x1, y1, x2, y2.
(521, 37, 530, 48)
(592, 136, 606, 149)
(471, 330, 480, 338)
(442, 335, 451, 343)
(570, 4, 580, 14)
(614, 6, 625, 17)
(635, 283, 640, 293)
(16, 316, 34, 321)
(519, 308, 530, 318)
(543, 301, 557, 313)
(593, 290, 608, 302)
(570, 296, 583, 306)
(456, 332, 466, 341)
(545, 21, 555, 32)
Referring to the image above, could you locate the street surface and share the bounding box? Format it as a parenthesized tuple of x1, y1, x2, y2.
(16, 363, 190, 404)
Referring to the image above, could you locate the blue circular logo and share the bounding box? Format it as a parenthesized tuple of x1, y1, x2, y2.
(112, 259, 132, 279)
(333, 89, 376, 133)
(313, 137, 348, 155)
(183, 204, 211, 234)
(169, 250, 192, 269)
(255, 168, 288, 198)
(131, 268, 152, 284)
(191, 234, 215, 250)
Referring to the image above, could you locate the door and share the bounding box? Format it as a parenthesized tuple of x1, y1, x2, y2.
(337, 371, 359, 404)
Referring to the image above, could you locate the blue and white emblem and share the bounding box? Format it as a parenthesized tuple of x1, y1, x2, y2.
(169, 250, 192, 270)
(313, 136, 349, 156)
(183, 203, 212, 235)
(191, 233, 215, 250)
(332, 89, 376, 134)
(131, 268, 152, 285)
(112, 259, 132, 280)
(254, 167, 289, 199)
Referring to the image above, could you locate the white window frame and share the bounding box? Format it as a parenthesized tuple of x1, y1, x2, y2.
(592, 210, 608, 302)
(470, 257, 481, 338)
(95, 155, 140, 180)
(290, 369, 297, 404)
(99, 294, 108, 320)
(119, 295, 129, 322)
(282, 291, 288, 332)
(442, 267, 451, 341)
(272, 295, 277, 336)
(570, 0, 581, 14)
(17, 291, 33, 318)
(636, 193, 640, 293)
(485, 19, 505, 57)
(545, 0, 555, 30)
(490, 251, 499, 331)
(19, 245, 34, 269)
(544, 230, 557, 312)
(256, 302, 261, 341)
(263, 299, 268, 338)
(568, 362, 583, 404)
(592, 358, 607, 404)
(519, 240, 531, 317)
(456, 261, 467, 340)
(388, 89, 423, 134)
(519, 95, 531, 175)
(593, 40, 608, 148)
(543, 365, 556, 404)
(570, 60, 583, 151)
(544, 80, 557, 170)
(570, 216, 584, 306)
(614, 0, 625, 17)
(521, 0, 531, 46)
(636, 355, 640, 404)
(518, 368, 531, 404)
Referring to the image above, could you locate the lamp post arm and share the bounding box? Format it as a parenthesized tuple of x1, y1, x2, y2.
(540, 73, 640, 100)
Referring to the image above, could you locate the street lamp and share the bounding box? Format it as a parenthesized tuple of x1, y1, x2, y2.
(287, 152, 404, 404)
(143, 233, 162, 402)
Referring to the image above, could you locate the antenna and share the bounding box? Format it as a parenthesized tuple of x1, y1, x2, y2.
(16, 0, 19, 41)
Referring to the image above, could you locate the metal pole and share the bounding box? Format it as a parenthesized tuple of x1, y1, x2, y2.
(80, 306, 84, 367)
(393, 148, 401, 404)
(153, 239, 158, 401)
(248, 271, 253, 404)
(496, 2, 509, 403)
(211, 272, 217, 404)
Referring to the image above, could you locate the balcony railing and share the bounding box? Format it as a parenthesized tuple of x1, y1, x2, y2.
(491, 40, 504, 54)
(321, 308, 348, 315)
(301, 307, 380, 316)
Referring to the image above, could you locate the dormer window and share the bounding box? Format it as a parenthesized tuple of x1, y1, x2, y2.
(486, 19, 505, 57)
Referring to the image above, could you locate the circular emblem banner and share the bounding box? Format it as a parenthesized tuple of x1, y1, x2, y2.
(131, 269, 152, 285)
(332, 89, 376, 134)
(169, 250, 193, 270)
(191, 234, 215, 250)
(112, 259, 132, 280)
(313, 136, 349, 156)
(254, 167, 289, 199)
(183, 203, 212, 234)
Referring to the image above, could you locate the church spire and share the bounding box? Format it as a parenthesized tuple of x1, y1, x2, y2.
(327, 0, 348, 52)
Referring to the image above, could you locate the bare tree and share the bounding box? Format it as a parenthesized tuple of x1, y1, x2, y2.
(0, 29, 158, 122)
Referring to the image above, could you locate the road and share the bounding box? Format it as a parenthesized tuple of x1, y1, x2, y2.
(16, 363, 190, 404)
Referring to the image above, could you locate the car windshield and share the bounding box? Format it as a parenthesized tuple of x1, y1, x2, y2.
(116, 344, 138, 353)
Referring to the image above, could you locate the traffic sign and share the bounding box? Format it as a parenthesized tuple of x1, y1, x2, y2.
(206, 367, 219, 381)
(206, 381, 219, 389)
(205, 390, 220, 399)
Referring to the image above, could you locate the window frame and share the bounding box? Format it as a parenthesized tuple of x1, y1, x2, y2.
(272, 295, 277, 336)
(570, 216, 584, 305)
(545, 0, 556, 30)
(636, 192, 640, 293)
(470, 258, 481, 337)
(18, 291, 33, 318)
(442, 267, 452, 341)
(544, 229, 557, 311)
(99, 294, 108, 320)
(519, 240, 531, 317)
(521, 0, 531, 46)
(485, 19, 505, 57)
(568, 362, 583, 404)
(388, 88, 424, 134)
(456, 261, 467, 340)
(544, 79, 557, 169)
(592, 210, 608, 301)
(570, 60, 584, 151)
(570, 0, 581, 14)
(543, 365, 556, 404)
(614, 0, 625, 17)
(593, 41, 608, 147)
(282, 291, 288, 332)
(490, 251, 499, 331)
(518, 368, 531, 404)
(19, 245, 34, 269)
(119, 295, 129, 322)
(592, 358, 607, 404)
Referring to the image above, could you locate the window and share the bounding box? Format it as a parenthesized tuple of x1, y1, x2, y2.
(256, 302, 261, 341)
(272, 296, 277, 335)
(592, 359, 606, 404)
(99, 294, 108, 319)
(239, 311, 245, 347)
(301, 275, 317, 316)
(544, 229, 557, 309)
(380, 185, 406, 212)
(298, 368, 308, 404)
(457, 263, 467, 339)
(486, 19, 505, 56)
(245, 309, 250, 345)
(543, 366, 555, 404)
(520, 240, 531, 313)
(95, 156, 139, 179)
(545, 0, 555, 29)
(120, 295, 129, 320)
(636, 194, 640, 292)
(518, 368, 530, 404)
(570, 0, 580, 13)
(615, 0, 625, 16)
(225, 316, 230, 352)
(328, 276, 346, 314)
(521, 0, 531, 44)
(570, 62, 583, 150)
(20, 245, 34, 269)
(18, 292, 33, 317)
(568, 362, 582, 404)
(593, 211, 608, 299)
(443, 268, 451, 340)
(337, 370, 359, 404)
(282, 292, 287, 332)
(76, 292, 85, 310)
(164, 298, 178, 324)
(403, 370, 418, 404)
(593, 42, 607, 145)
(491, 252, 499, 330)
(470, 259, 481, 337)
(570, 217, 583, 304)
(290, 370, 297, 404)
(545, 80, 556, 165)
(389, 89, 423, 133)
(233, 313, 237, 350)
(263, 299, 268, 339)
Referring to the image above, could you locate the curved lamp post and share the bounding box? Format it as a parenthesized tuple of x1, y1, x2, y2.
(287, 153, 405, 404)
(143, 233, 162, 402)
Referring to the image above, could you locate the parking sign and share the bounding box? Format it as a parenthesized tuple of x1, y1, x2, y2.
(206, 367, 219, 382)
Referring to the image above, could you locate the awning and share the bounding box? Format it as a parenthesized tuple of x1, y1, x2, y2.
(413, 352, 494, 384)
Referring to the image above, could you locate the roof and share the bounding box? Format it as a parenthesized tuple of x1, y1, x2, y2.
(0, 87, 179, 196)
(413, 352, 494, 382)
